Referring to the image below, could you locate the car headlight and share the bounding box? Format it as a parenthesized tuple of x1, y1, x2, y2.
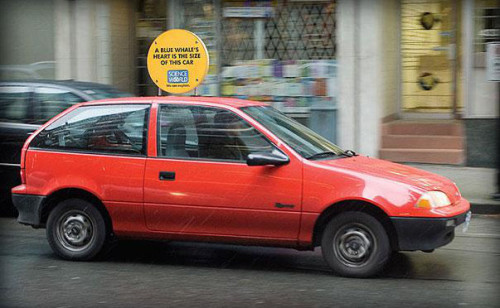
(415, 191, 451, 209)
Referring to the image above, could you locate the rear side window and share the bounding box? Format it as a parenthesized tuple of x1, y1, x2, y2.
(30, 104, 150, 156)
(33, 87, 85, 124)
(0, 86, 31, 123)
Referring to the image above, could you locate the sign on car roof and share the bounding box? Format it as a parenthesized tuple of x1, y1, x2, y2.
(147, 29, 209, 94)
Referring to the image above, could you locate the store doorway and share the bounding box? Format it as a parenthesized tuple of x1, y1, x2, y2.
(400, 0, 462, 118)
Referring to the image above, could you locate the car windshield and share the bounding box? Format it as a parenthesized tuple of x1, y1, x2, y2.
(242, 106, 344, 159)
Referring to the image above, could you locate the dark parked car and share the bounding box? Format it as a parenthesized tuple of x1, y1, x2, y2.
(0, 80, 131, 215)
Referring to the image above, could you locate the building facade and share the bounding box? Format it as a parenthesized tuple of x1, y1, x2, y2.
(1, 0, 498, 166)
(337, 0, 498, 167)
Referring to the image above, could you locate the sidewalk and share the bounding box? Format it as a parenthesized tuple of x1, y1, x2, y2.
(406, 163, 500, 214)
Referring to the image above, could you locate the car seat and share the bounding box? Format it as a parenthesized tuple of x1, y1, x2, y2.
(165, 123, 189, 158)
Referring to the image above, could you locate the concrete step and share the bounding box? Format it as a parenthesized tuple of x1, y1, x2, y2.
(382, 121, 463, 136)
(382, 135, 464, 149)
(379, 148, 465, 165)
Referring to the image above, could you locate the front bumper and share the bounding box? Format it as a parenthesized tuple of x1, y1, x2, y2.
(12, 193, 46, 227)
(391, 210, 471, 251)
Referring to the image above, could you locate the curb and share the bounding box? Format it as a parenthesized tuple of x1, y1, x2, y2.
(470, 200, 500, 215)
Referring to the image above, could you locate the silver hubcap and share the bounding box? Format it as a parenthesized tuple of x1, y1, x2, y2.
(333, 224, 375, 267)
(56, 211, 94, 252)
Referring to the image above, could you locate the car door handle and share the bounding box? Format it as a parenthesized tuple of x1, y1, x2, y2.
(159, 171, 176, 181)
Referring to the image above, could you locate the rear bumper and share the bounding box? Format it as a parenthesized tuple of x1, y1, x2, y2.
(12, 193, 45, 227)
(391, 210, 471, 251)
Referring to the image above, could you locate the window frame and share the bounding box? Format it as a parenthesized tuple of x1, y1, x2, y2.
(241, 105, 344, 159)
(32, 86, 87, 125)
(156, 103, 280, 164)
(0, 84, 35, 124)
(29, 103, 151, 158)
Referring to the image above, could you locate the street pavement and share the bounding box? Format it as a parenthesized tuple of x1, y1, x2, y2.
(1, 215, 499, 308)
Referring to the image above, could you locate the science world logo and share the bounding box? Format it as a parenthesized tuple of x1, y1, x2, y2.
(167, 70, 189, 83)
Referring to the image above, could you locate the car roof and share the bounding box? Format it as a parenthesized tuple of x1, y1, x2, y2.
(0, 79, 122, 90)
(81, 96, 269, 109)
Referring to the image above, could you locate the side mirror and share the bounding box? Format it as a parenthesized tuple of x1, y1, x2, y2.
(246, 149, 290, 166)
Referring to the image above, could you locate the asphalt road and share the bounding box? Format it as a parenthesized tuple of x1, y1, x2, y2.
(1, 215, 499, 308)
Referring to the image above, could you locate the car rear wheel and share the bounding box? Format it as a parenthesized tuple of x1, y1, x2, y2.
(321, 211, 390, 278)
(46, 199, 107, 260)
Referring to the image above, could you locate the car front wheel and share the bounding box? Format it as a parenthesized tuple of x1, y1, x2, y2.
(46, 199, 107, 261)
(321, 211, 390, 278)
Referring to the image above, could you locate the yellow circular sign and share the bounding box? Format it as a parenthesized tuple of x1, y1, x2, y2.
(147, 29, 209, 94)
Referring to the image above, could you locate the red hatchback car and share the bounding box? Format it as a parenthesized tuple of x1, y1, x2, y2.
(12, 97, 471, 277)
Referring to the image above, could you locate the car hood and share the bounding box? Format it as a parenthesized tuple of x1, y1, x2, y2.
(314, 155, 461, 203)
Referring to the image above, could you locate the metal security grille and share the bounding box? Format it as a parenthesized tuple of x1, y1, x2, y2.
(221, 0, 336, 65)
(221, 18, 255, 62)
(265, 1, 336, 61)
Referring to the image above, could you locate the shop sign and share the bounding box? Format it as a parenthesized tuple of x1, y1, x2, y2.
(147, 29, 209, 94)
(223, 7, 274, 18)
(486, 42, 500, 82)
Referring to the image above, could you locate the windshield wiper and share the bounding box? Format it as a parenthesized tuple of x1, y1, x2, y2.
(343, 149, 357, 157)
(306, 151, 339, 160)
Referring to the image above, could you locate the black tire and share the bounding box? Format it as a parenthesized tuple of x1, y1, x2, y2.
(321, 211, 390, 278)
(46, 199, 108, 261)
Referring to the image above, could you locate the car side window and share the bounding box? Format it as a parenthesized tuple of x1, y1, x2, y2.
(31, 104, 150, 156)
(158, 105, 273, 161)
(0, 86, 31, 123)
(33, 87, 85, 124)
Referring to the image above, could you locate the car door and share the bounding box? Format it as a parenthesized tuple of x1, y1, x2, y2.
(144, 104, 302, 240)
(27, 103, 151, 230)
(0, 85, 35, 210)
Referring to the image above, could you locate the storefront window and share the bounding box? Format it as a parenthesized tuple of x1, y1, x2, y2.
(469, 0, 500, 117)
(177, 0, 219, 97)
(136, 0, 168, 96)
(474, 0, 500, 53)
(135, 0, 338, 141)
(219, 0, 337, 140)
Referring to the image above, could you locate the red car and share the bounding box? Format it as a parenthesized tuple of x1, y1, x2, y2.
(12, 97, 471, 277)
